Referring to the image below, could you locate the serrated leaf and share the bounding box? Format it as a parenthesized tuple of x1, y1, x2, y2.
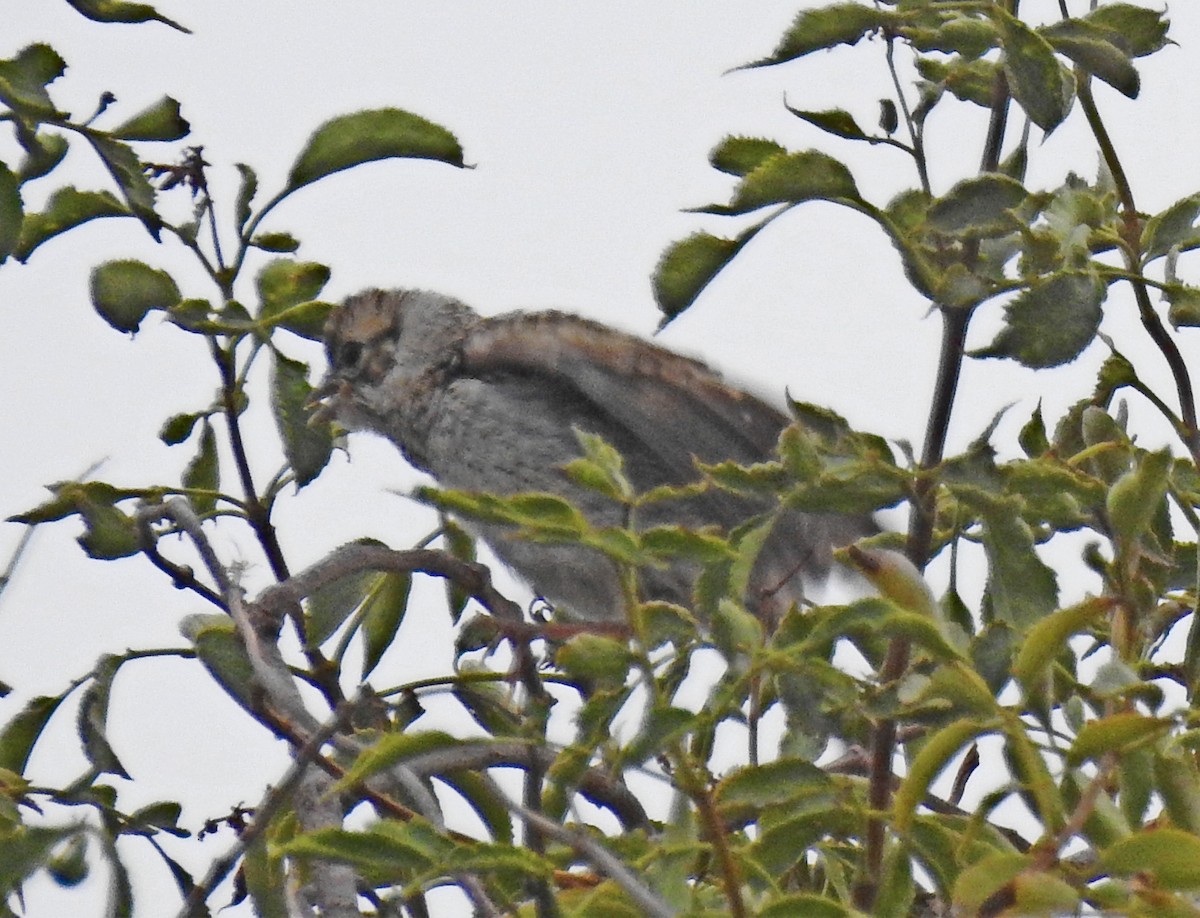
(271, 351, 333, 487)
(728, 149, 864, 213)
(109, 95, 190, 141)
(709, 136, 788, 176)
(748, 3, 891, 67)
(0, 44, 66, 119)
(360, 572, 411, 679)
(652, 224, 764, 323)
(639, 526, 732, 564)
(1000, 13, 1071, 133)
(785, 106, 871, 142)
(0, 162, 22, 261)
(927, 174, 1030, 238)
(971, 272, 1103, 368)
(61, 0, 190, 31)
(84, 134, 161, 238)
(181, 420, 219, 515)
(716, 758, 830, 808)
(1085, 4, 1169, 58)
(962, 491, 1058, 629)
(89, 259, 180, 333)
(14, 187, 128, 262)
(1042, 22, 1139, 99)
(286, 108, 464, 194)
(1143, 192, 1200, 261)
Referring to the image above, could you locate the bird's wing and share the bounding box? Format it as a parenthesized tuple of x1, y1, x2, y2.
(460, 311, 789, 476)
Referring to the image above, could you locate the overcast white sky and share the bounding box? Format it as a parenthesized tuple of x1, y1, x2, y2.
(3, 2, 1200, 914)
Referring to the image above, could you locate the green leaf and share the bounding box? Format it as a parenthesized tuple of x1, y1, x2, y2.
(894, 718, 991, 832)
(1165, 285, 1200, 328)
(759, 895, 853, 918)
(950, 854, 1030, 913)
(256, 259, 330, 323)
(1084, 4, 1170, 58)
(0, 162, 22, 262)
(999, 13, 1071, 133)
(181, 420, 219, 515)
(0, 694, 66, 773)
(726, 149, 864, 214)
(916, 56, 999, 108)
(1012, 597, 1112, 693)
(108, 95, 190, 141)
(360, 572, 411, 679)
(180, 615, 257, 708)
(748, 3, 891, 67)
(621, 705, 697, 766)
(234, 163, 257, 232)
(0, 44, 67, 119)
(556, 634, 634, 689)
(336, 731, 462, 789)
(563, 429, 632, 502)
(18, 482, 148, 559)
(1069, 713, 1172, 767)
(271, 351, 333, 488)
(267, 299, 336, 341)
(1142, 192, 1200, 261)
(1100, 827, 1200, 888)
(249, 231, 300, 253)
(60, 0, 190, 32)
(652, 224, 764, 323)
(971, 272, 1104, 368)
(14, 187, 128, 262)
(85, 134, 161, 238)
(908, 17, 999, 60)
(90, 259, 180, 333)
(709, 136, 788, 176)
(926, 174, 1030, 239)
(306, 566, 374, 647)
(784, 106, 871, 142)
(1106, 448, 1171, 543)
(77, 656, 129, 778)
(285, 108, 464, 194)
(159, 411, 202, 445)
(957, 490, 1059, 629)
(1041, 21, 1139, 99)
(15, 131, 69, 182)
(1155, 751, 1200, 835)
(716, 758, 830, 809)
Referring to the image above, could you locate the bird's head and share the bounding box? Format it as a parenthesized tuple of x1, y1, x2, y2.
(310, 288, 477, 438)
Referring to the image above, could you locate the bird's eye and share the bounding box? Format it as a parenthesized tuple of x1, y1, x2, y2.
(337, 340, 364, 370)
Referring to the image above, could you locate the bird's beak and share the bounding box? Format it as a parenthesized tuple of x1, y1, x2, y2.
(306, 377, 348, 427)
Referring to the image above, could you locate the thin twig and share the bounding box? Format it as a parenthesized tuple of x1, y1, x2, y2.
(178, 696, 362, 918)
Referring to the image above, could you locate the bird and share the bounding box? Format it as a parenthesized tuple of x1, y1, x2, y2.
(313, 288, 874, 624)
